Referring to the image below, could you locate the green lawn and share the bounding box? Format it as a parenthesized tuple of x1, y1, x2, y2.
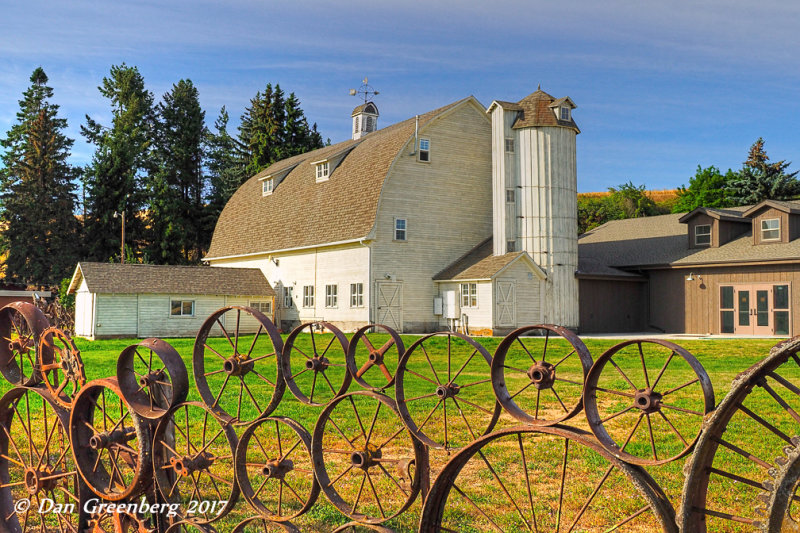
(0, 333, 785, 532)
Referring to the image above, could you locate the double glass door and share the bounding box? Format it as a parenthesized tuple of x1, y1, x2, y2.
(720, 283, 790, 335)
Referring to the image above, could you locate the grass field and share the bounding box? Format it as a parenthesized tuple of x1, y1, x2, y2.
(0, 331, 788, 532)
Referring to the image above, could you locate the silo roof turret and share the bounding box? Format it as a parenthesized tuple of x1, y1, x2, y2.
(511, 88, 580, 133)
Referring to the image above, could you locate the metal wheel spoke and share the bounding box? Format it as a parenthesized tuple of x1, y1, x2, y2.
(645, 413, 658, 461)
(566, 464, 615, 533)
(478, 450, 532, 530)
(650, 351, 675, 390)
(515, 337, 536, 363)
(550, 387, 568, 412)
(662, 377, 700, 396)
(246, 324, 263, 358)
(600, 405, 635, 424)
(452, 483, 506, 533)
(552, 349, 577, 369)
(608, 357, 638, 391)
(420, 344, 443, 385)
(637, 342, 651, 389)
(657, 409, 688, 446)
(365, 471, 386, 519)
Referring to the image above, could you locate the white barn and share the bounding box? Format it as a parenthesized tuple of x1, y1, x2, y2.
(68, 263, 276, 339)
(206, 89, 579, 334)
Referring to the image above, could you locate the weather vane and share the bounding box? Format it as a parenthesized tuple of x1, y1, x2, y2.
(349, 77, 379, 104)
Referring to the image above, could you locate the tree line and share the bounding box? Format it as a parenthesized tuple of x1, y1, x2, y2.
(578, 138, 799, 234)
(0, 65, 325, 288)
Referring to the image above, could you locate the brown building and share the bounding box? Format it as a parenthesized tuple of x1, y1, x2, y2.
(578, 199, 800, 336)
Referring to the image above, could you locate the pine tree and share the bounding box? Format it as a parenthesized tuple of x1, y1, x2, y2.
(81, 64, 154, 262)
(205, 107, 246, 231)
(726, 138, 800, 205)
(148, 79, 207, 264)
(0, 67, 80, 286)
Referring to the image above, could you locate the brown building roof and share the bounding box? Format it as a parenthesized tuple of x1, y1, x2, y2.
(579, 202, 800, 274)
(68, 263, 275, 296)
(512, 88, 580, 133)
(206, 98, 469, 260)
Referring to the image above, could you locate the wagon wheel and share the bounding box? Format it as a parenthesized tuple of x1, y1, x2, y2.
(346, 324, 405, 391)
(38, 326, 86, 408)
(419, 425, 678, 532)
(193, 306, 285, 425)
(312, 391, 428, 525)
(89, 511, 153, 532)
(70, 378, 153, 501)
(395, 332, 501, 451)
(117, 338, 189, 419)
(0, 386, 88, 533)
(331, 522, 396, 532)
(583, 339, 714, 466)
(232, 516, 301, 532)
(0, 301, 51, 386)
(281, 322, 351, 406)
(491, 324, 593, 426)
(153, 401, 239, 524)
(681, 336, 800, 531)
(164, 520, 218, 533)
(236, 416, 319, 521)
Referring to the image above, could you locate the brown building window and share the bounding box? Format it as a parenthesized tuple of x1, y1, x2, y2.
(761, 218, 780, 241)
(695, 224, 711, 246)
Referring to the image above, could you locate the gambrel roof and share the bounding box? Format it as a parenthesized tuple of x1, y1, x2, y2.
(68, 262, 275, 296)
(206, 97, 485, 260)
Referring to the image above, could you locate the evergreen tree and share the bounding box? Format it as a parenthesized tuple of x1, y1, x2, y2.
(148, 79, 207, 264)
(205, 106, 246, 228)
(726, 138, 800, 205)
(0, 67, 80, 286)
(672, 165, 737, 213)
(81, 64, 154, 262)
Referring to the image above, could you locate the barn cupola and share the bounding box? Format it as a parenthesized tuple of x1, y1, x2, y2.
(349, 77, 380, 140)
(351, 102, 379, 140)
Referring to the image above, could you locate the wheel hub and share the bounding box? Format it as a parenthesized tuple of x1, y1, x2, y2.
(262, 458, 294, 479)
(305, 357, 329, 372)
(368, 351, 384, 365)
(24, 466, 59, 494)
(633, 388, 662, 413)
(351, 445, 382, 470)
(89, 427, 137, 450)
(170, 452, 214, 477)
(527, 361, 556, 390)
(436, 383, 461, 400)
(223, 356, 253, 377)
(138, 369, 166, 388)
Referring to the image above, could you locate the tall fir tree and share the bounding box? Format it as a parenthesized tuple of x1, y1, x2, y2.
(0, 67, 80, 286)
(726, 138, 800, 205)
(81, 64, 154, 262)
(148, 79, 207, 264)
(205, 106, 246, 235)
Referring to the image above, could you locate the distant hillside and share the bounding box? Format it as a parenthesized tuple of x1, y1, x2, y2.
(578, 189, 679, 203)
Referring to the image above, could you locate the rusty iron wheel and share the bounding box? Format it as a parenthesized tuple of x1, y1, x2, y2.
(312, 391, 428, 525)
(346, 324, 405, 392)
(583, 339, 714, 466)
(0, 301, 51, 386)
(117, 338, 189, 420)
(193, 306, 285, 425)
(235, 416, 319, 521)
(38, 326, 86, 408)
(331, 522, 396, 532)
(281, 322, 351, 406)
(232, 516, 301, 532)
(152, 401, 239, 524)
(70, 378, 153, 501)
(164, 519, 218, 532)
(395, 332, 501, 451)
(419, 425, 679, 533)
(88, 511, 154, 532)
(681, 336, 800, 531)
(0, 386, 88, 533)
(491, 324, 593, 426)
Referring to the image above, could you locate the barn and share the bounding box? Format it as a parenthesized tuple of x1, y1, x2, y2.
(68, 262, 275, 339)
(205, 88, 580, 334)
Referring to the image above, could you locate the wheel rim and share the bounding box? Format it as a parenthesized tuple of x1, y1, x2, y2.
(38, 327, 86, 408)
(346, 325, 405, 391)
(117, 338, 189, 419)
(0, 302, 50, 387)
(281, 322, 351, 406)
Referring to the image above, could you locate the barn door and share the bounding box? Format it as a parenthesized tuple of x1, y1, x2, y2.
(376, 282, 403, 332)
(495, 279, 516, 328)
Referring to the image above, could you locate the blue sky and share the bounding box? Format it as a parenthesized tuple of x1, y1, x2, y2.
(1, 0, 799, 192)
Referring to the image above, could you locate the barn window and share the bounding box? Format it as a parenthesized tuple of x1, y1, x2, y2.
(303, 285, 315, 308)
(350, 283, 364, 307)
(394, 218, 407, 241)
(761, 218, 780, 241)
(694, 225, 711, 246)
(505, 138, 515, 152)
(418, 138, 430, 162)
(326, 285, 338, 308)
(560, 106, 570, 120)
(170, 300, 194, 317)
(460, 283, 477, 308)
(506, 189, 515, 203)
(507, 240, 516, 252)
(261, 178, 273, 196)
(283, 287, 293, 308)
(250, 301, 272, 314)
(315, 161, 330, 182)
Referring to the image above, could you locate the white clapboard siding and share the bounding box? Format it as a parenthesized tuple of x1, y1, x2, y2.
(371, 100, 493, 332)
(436, 281, 493, 331)
(74, 278, 94, 338)
(136, 294, 227, 338)
(94, 294, 138, 337)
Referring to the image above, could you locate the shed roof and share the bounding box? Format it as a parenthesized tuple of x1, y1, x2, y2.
(433, 238, 546, 281)
(68, 263, 275, 297)
(206, 97, 478, 260)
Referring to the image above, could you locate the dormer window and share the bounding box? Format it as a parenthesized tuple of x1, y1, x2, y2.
(695, 224, 711, 246)
(761, 218, 780, 241)
(315, 161, 330, 182)
(418, 138, 430, 162)
(262, 178, 273, 196)
(559, 106, 570, 121)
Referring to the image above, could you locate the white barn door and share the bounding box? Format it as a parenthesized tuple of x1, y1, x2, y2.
(495, 279, 516, 328)
(376, 282, 403, 332)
